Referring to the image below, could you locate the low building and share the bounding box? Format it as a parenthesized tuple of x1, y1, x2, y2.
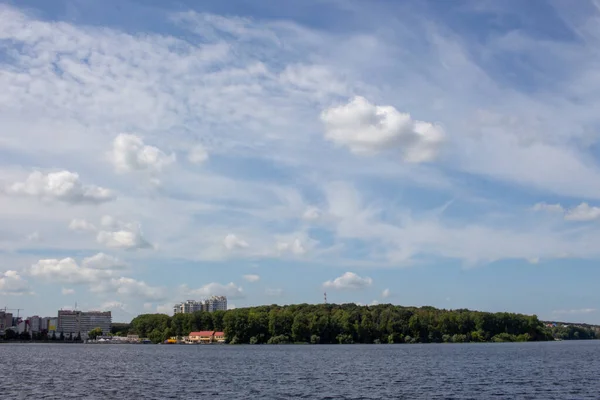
(187, 331, 226, 343)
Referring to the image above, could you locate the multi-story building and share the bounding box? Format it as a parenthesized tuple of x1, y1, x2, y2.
(173, 296, 227, 314)
(173, 300, 204, 315)
(57, 310, 112, 339)
(28, 316, 41, 333)
(0, 311, 13, 334)
(205, 296, 227, 312)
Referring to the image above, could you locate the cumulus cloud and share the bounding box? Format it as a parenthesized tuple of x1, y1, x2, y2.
(95, 216, 152, 250)
(110, 134, 175, 173)
(265, 288, 284, 297)
(69, 219, 97, 231)
(184, 282, 244, 298)
(61, 287, 75, 295)
(564, 203, 600, 222)
(81, 253, 127, 270)
(0, 270, 32, 295)
(277, 238, 307, 255)
(4, 171, 115, 204)
(323, 272, 373, 290)
(381, 288, 390, 298)
(93, 277, 166, 301)
(29, 257, 114, 284)
(321, 96, 445, 162)
(243, 274, 260, 283)
(223, 234, 249, 250)
(188, 144, 209, 164)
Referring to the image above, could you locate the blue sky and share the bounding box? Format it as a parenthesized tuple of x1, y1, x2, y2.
(2, 0, 600, 323)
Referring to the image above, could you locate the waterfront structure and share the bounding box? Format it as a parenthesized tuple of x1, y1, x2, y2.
(173, 296, 227, 314)
(57, 310, 111, 338)
(187, 331, 226, 343)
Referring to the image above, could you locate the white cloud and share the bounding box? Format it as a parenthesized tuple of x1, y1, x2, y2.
(243, 274, 260, 283)
(97, 230, 152, 250)
(277, 238, 307, 255)
(323, 272, 373, 290)
(100, 301, 126, 311)
(302, 207, 321, 220)
(4, 171, 114, 204)
(564, 203, 600, 222)
(223, 234, 249, 250)
(29, 257, 114, 284)
(552, 308, 596, 315)
(110, 134, 175, 173)
(265, 288, 283, 297)
(381, 288, 390, 298)
(0, 270, 32, 295)
(183, 282, 244, 298)
(532, 203, 564, 213)
(69, 219, 97, 231)
(81, 253, 127, 270)
(188, 144, 209, 164)
(26, 231, 41, 242)
(321, 96, 445, 162)
(93, 277, 166, 301)
(61, 287, 75, 295)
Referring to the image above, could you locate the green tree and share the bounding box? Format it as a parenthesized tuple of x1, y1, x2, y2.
(88, 327, 103, 340)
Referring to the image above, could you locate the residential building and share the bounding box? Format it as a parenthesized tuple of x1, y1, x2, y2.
(205, 296, 227, 312)
(0, 311, 13, 334)
(173, 296, 227, 314)
(28, 316, 41, 333)
(187, 331, 226, 343)
(41, 317, 58, 333)
(57, 310, 111, 339)
(173, 300, 204, 314)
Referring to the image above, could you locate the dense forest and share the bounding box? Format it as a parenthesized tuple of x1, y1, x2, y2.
(120, 303, 588, 344)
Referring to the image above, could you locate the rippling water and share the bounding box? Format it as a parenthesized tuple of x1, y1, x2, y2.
(2, 341, 599, 399)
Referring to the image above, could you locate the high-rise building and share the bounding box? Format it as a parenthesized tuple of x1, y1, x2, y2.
(0, 311, 13, 334)
(57, 310, 111, 339)
(205, 296, 227, 312)
(28, 316, 41, 333)
(173, 296, 227, 314)
(173, 300, 204, 315)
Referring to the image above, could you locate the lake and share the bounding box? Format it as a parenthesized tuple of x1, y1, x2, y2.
(1, 341, 599, 399)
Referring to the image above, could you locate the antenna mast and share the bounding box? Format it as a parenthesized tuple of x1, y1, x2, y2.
(324, 292, 327, 304)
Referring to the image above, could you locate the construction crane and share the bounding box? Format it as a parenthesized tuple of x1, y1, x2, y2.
(2, 307, 24, 321)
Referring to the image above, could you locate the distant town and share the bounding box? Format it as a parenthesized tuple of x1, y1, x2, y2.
(0, 295, 228, 343)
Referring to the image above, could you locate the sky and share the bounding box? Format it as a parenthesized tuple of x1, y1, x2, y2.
(2, 0, 600, 323)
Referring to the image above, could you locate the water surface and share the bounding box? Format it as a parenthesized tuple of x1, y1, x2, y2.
(1, 341, 599, 399)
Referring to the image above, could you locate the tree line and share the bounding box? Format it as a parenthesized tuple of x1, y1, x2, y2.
(125, 303, 564, 344)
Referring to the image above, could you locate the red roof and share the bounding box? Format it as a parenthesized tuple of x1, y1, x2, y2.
(189, 331, 214, 336)
(214, 332, 225, 336)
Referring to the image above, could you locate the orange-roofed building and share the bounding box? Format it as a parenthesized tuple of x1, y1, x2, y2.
(188, 331, 225, 343)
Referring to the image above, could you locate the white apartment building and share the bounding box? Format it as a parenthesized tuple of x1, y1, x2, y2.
(29, 316, 41, 333)
(58, 310, 111, 338)
(173, 296, 227, 314)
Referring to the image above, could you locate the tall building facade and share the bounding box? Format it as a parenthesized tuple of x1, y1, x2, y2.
(29, 316, 41, 333)
(173, 296, 227, 314)
(0, 311, 13, 334)
(58, 311, 111, 338)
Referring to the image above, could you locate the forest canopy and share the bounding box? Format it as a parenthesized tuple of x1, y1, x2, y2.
(124, 303, 581, 344)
